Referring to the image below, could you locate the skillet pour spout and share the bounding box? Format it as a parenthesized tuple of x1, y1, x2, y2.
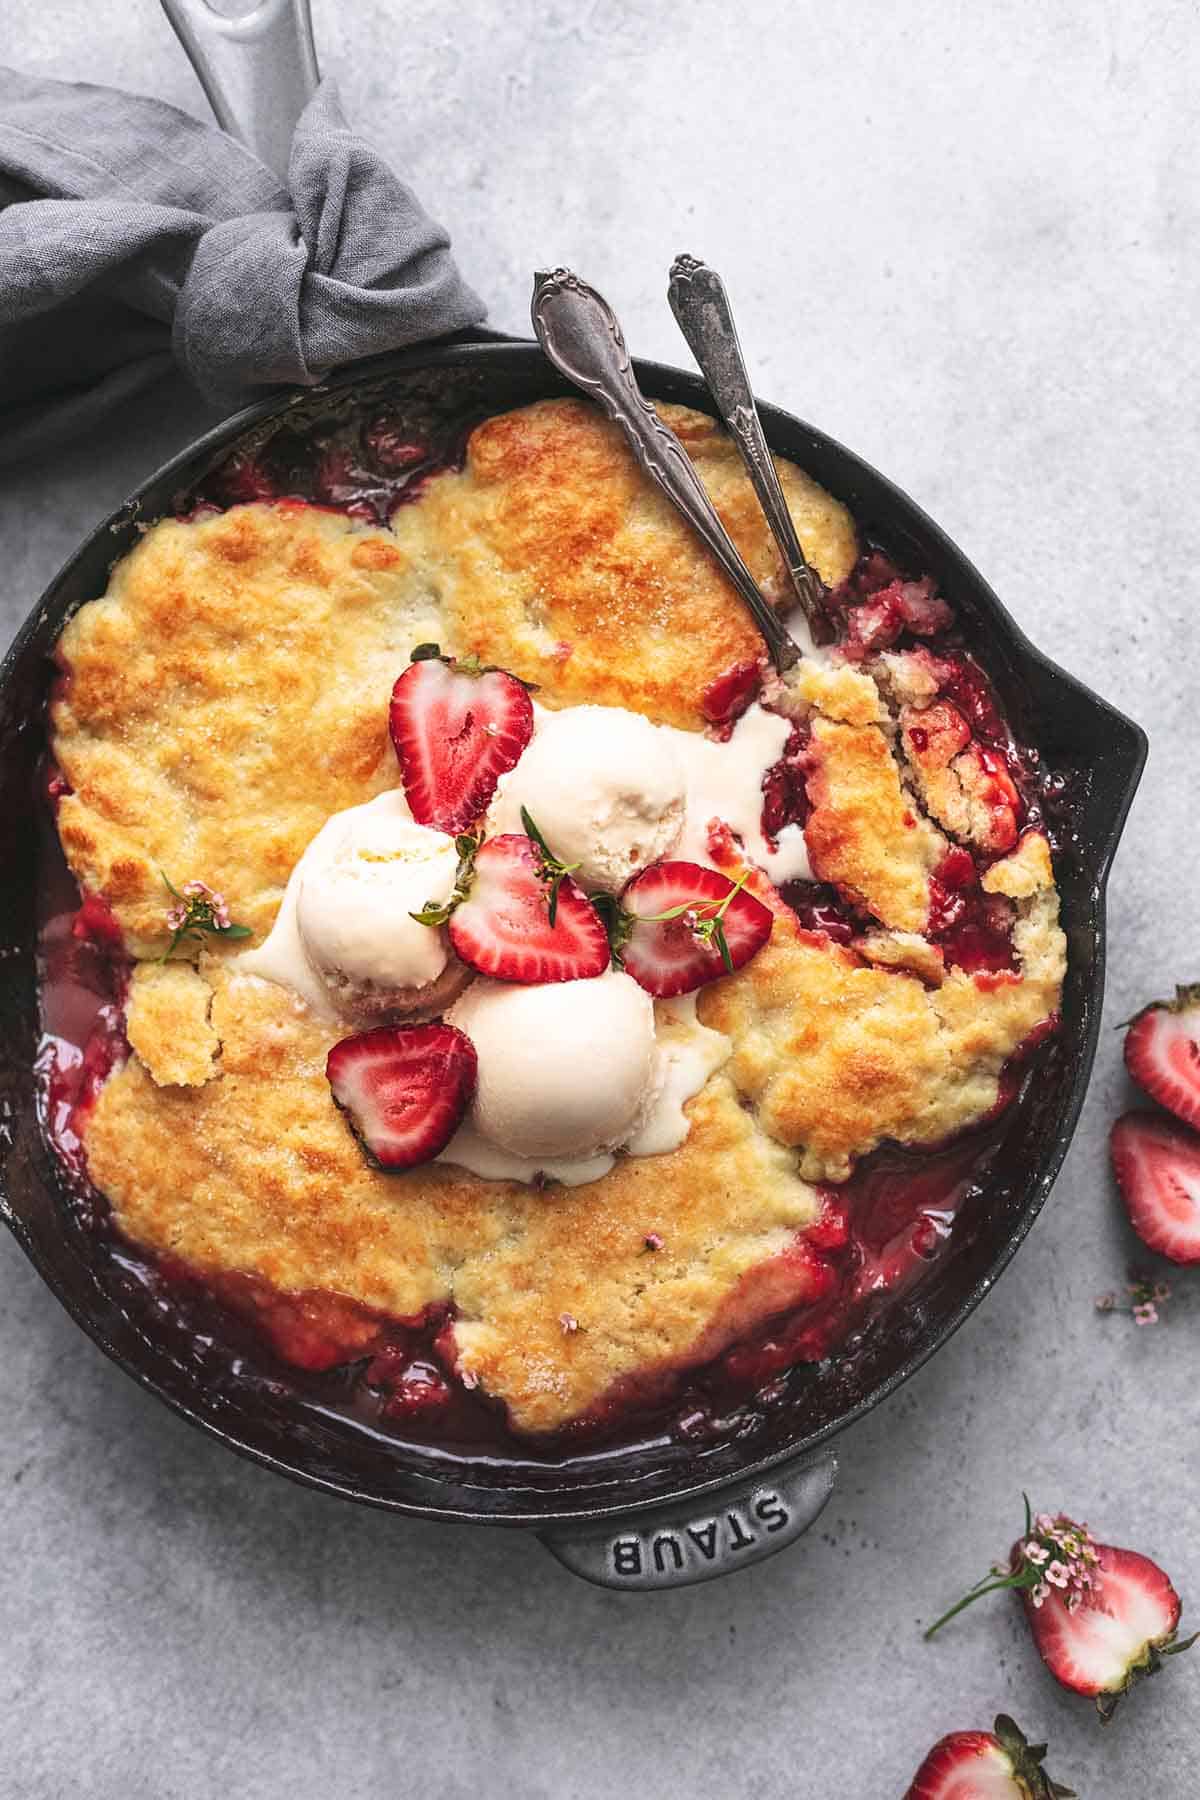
(0, 342, 1147, 1588)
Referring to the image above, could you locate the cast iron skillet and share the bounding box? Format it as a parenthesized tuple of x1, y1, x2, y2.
(0, 339, 1146, 1588)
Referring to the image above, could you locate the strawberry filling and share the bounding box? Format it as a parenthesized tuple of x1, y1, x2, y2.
(927, 847, 1017, 975)
(701, 657, 763, 731)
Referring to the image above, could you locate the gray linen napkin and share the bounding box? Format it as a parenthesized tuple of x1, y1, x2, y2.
(0, 68, 486, 464)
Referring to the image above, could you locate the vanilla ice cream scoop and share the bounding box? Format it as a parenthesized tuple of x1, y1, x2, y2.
(447, 969, 661, 1161)
(490, 704, 686, 891)
(291, 791, 469, 1018)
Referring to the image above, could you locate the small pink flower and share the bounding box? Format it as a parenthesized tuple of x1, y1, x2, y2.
(1046, 1560, 1070, 1588)
(460, 1369, 479, 1391)
(643, 1231, 664, 1252)
(1031, 1581, 1050, 1608)
(166, 904, 187, 930)
(1035, 1512, 1056, 1535)
(1095, 1292, 1117, 1312)
(559, 1313, 580, 1334)
(1134, 1302, 1158, 1326)
(1024, 1541, 1049, 1566)
(182, 879, 208, 898)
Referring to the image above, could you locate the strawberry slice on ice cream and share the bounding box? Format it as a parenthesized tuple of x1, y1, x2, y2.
(389, 644, 534, 834)
(326, 1022, 477, 1170)
(616, 860, 773, 999)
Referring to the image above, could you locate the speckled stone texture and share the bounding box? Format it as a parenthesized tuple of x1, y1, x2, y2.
(2, 2, 1198, 1794)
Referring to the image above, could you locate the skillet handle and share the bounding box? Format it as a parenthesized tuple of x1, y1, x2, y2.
(160, 0, 320, 182)
(537, 1449, 837, 1591)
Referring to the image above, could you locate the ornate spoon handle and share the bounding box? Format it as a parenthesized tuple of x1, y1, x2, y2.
(668, 255, 829, 639)
(530, 269, 800, 674)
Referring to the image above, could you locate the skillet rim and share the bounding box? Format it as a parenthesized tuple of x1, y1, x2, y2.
(0, 338, 1148, 1528)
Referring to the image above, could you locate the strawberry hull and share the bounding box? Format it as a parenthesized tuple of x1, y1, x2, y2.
(904, 1715, 1075, 1799)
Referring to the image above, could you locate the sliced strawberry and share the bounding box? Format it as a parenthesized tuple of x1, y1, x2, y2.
(388, 645, 534, 834)
(1020, 1541, 1196, 1722)
(905, 1716, 1074, 1799)
(326, 1022, 476, 1170)
(1123, 984, 1200, 1130)
(618, 860, 773, 998)
(926, 1500, 1196, 1724)
(447, 835, 610, 984)
(1110, 1111, 1200, 1264)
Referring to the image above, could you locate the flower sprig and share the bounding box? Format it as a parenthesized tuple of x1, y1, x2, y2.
(161, 876, 251, 961)
(633, 867, 753, 975)
(925, 1497, 1102, 1638)
(1096, 1270, 1171, 1326)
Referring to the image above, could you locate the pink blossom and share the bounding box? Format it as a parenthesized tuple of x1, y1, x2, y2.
(1133, 1302, 1158, 1326)
(1046, 1561, 1070, 1588)
(1024, 1541, 1049, 1566)
(1031, 1581, 1050, 1608)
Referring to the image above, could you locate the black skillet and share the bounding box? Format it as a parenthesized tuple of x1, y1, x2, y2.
(0, 6, 1147, 1590)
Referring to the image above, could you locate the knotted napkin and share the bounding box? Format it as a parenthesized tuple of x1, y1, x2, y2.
(0, 67, 486, 464)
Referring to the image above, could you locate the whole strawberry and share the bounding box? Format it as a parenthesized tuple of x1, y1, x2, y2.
(925, 1498, 1196, 1722)
(904, 1714, 1074, 1799)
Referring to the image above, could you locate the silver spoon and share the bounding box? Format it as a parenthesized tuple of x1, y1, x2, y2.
(668, 255, 830, 643)
(530, 268, 800, 674)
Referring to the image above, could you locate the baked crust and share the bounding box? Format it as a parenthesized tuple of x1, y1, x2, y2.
(699, 883, 1065, 1182)
(85, 965, 821, 1433)
(125, 963, 220, 1087)
(803, 716, 945, 932)
(52, 504, 443, 956)
(53, 395, 1067, 1434)
(390, 398, 859, 730)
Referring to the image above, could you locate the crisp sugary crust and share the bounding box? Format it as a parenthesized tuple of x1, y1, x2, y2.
(982, 830, 1055, 898)
(54, 394, 1068, 1434)
(803, 716, 945, 932)
(85, 965, 821, 1432)
(699, 886, 1066, 1182)
(390, 398, 859, 730)
(52, 504, 444, 956)
(124, 963, 220, 1087)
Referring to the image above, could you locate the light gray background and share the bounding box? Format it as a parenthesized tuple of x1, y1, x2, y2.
(2, 3, 1197, 1794)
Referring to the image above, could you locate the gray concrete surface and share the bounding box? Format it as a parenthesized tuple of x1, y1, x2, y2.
(3, 2, 1198, 1794)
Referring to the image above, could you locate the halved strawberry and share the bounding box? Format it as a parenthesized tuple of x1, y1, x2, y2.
(446, 835, 610, 984)
(1110, 1111, 1200, 1264)
(905, 1716, 1074, 1799)
(326, 1022, 476, 1170)
(388, 645, 534, 833)
(1020, 1540, 1196, 1722)
(1123, 984, 1200, 1130)
(618, 861, 773, 998)
(925, 1499, 1196, 1723)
